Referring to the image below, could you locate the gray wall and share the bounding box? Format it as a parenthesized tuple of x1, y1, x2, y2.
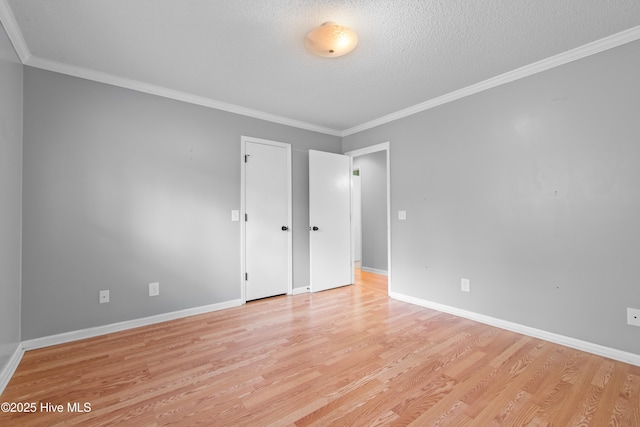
(0, 23, 23, 367)
(354, 151, 387, 272)
(22, 67, 340, 340)
(343, 39, 640, 355)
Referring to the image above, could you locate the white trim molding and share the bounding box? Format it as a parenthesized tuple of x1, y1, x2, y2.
(0, 0, 342, 136)
(0, 343, 24, 396)
(0, 0, 30, 62)
(22, 299, 242, 351)
(24, 56, 342, 137)
(292, 286, 310, 295)
(2, 0, 639, 138)
(389, 291, 640, 367)
(360, 267, 388, 276)
(341, 25, 640, 136)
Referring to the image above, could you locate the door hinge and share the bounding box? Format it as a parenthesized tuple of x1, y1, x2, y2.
(244, 154, 249, 163)
(245, 213, 248, 221)
(245, 272, 248, 280)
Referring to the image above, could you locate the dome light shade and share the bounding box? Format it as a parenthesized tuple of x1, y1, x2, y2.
(305, 22, 358, 58)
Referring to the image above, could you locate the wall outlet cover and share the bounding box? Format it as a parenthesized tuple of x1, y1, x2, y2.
(99, 289, 109, 303)
(149, 282, 160, 297)
(461, 278, 470, 292)
(628, 307, 640, 327)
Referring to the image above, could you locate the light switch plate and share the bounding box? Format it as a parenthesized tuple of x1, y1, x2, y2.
(231, 210, 240, 221)
(398, 210, 407, 220)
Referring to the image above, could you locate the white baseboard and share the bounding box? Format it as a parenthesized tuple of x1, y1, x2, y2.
(0, 343, 24, 396)
(292, 286, 310, 295)
(22, 299, 243, 351)
(389, 291, 640, 367)
(361, 267, 388, 276)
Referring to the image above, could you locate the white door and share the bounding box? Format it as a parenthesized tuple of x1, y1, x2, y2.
(309, 150, 352, 292)
(243, 138, 291, 301)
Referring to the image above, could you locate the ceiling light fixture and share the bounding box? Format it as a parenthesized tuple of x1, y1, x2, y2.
(305, 22, 358, 58)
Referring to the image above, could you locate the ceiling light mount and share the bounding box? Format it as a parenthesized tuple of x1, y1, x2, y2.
(305, 22, 358, 58)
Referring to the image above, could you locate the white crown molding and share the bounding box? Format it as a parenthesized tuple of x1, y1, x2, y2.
(0, 0, 31, 62)
(341, 25, 640, 137)
(389, 291, 640, 367)
(2, 2, 640, 137)
(1, 0, 340, 136)
(24, 56, 343, 137)
(21, 299, 242, 351)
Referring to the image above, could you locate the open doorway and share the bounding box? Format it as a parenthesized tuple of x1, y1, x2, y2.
(345, 142, 390, 292)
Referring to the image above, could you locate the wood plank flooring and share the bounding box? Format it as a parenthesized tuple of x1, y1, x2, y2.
(1, 269, 639, 426)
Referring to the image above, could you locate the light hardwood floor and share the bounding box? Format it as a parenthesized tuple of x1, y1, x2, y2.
(1, 269, 639, 426)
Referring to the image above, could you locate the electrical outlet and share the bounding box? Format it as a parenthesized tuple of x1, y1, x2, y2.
(99, 290, 109, 304)
(461, 278, 470, 292)
(627, 308, 640, 327)
(149, 282, 160, 297)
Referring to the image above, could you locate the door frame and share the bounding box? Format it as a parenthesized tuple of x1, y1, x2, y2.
(344, 142, 391, 293)
(240, 136, 293, 303)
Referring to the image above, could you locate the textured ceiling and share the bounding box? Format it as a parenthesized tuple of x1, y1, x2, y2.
(3, 0, 640, 134)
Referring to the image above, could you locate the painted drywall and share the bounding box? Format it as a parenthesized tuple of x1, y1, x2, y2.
(21, 67, 340, 340)
(343, 39, 640, 355)
(353, 151, 388, 272)
(0, 22, 22, 370)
